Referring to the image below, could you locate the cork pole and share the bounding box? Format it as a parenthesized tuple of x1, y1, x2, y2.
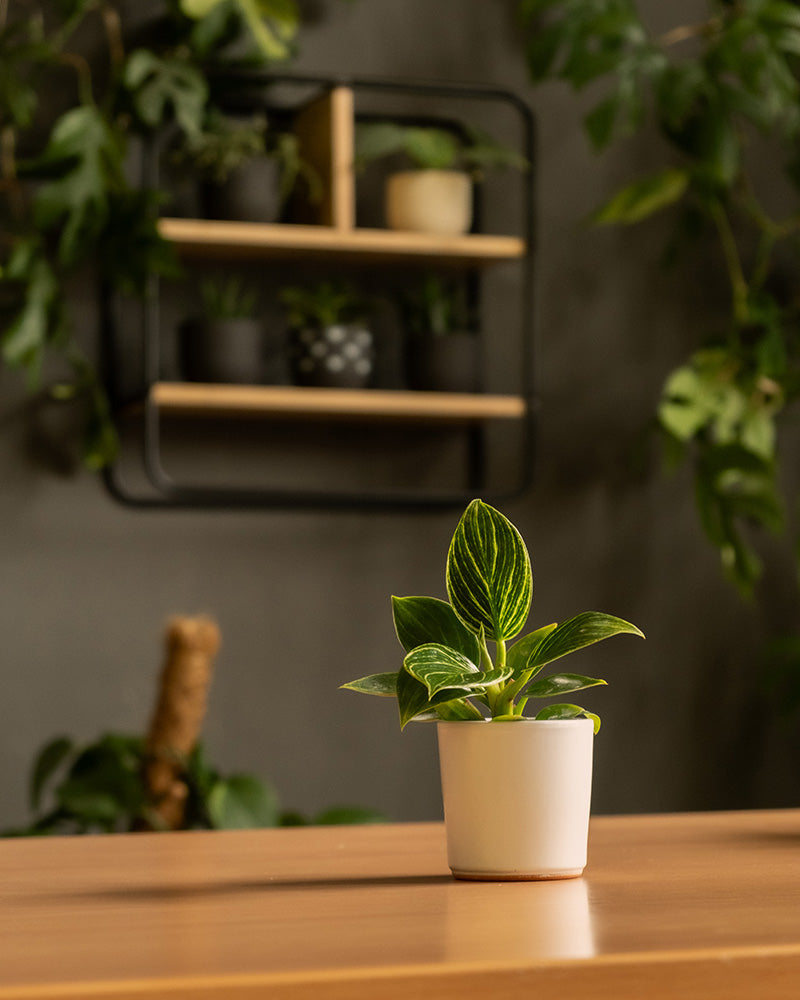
(142, 616, 221, 830)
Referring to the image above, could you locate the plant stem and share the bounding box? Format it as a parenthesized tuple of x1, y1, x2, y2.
(709, 199, 749, 324)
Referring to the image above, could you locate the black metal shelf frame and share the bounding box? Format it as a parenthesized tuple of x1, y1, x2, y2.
(101, 73, 537, 510)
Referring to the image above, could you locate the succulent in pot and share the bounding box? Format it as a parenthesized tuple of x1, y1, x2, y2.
(399, 273, 480, 392)
(180, 275, 264, 384)
(280, 281, 374, 389)
(343, 499, 644, 880)
(174, 110, 321, 223)
(355, 120, 527, 236)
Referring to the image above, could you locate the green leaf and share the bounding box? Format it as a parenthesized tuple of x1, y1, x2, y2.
(593, 168, 689, 225)
(528, 612, 644, 672)
(391, 595, 480, 663)
(30, 736, 73, 811)
(404, 643, 510, 698)
(31, 106, 125, 266)
(524, 672, 608, 699)
(2, 241, 62, 382)
(506, 622, 558, 679)
(124, 50, 208, 139)
(340, 672, 398, 696)
(396, 665, 474, 729)
(446, 499, 532, 642)
(207, 774, 280, 829)
(313, 806, 386, 825)
(181, 0, 299, 62)
(535, 703, 602, 734)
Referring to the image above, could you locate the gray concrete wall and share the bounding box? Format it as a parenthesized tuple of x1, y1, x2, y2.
(2, 0, 798, 831)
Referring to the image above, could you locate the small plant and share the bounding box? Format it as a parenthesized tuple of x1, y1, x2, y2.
(1, 731, 384, 836)
(399, 273, 471, 338)
(174, 110, 322, 205)
(343, 499, 644, 729)
(280, 281, 365, 328)
(355, 120, 528, 177)
(199, 275, 259, 320)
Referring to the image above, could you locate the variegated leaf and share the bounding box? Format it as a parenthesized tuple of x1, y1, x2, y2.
(404, 643, 511, 698)
(446, 499, 532, 642)
(396, 666, 474, 729)
(523, 672, 607, 699)
(340, 672, 398, 697)
(527, 612, 644, 671)
(392, 595, 481, 663)
(506, 622, 557, 679)
(535, 702, 602, 734)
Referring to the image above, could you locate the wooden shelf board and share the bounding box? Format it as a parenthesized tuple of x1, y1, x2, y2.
(158, 218, 526, 263)
(149, 383, 527, 423)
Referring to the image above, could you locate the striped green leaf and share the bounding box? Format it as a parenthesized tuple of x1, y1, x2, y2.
(396, 665, 474, 729)
(527, 612, 645, 671)
(535, 702, 602, 734)
(446, 499, 532, 642)
(506, 623, 557, 679)
(392, 595, 481, 663)
(340, 672, 398, 697)
(404, 642, 511, 698)
(523, 672, 607, 699)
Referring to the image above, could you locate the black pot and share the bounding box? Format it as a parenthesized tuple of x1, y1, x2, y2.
(289, 323, 375, 389)
(202, 157, 282, 224)
(180, 318, 264, 384)
(406, 331, 481, 393)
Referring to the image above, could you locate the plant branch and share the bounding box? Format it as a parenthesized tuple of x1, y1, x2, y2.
(658, 17, 721, 49)
(709, 199, 749, 323)
(58, 52, 94, 106)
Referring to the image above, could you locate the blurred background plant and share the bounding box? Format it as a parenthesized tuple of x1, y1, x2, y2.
(519, 0, 800, 707)
(0, 0, 310, 470)
(1, 731, 384, 835)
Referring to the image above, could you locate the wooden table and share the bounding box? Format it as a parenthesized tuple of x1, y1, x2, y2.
(2, 810, 799, 999)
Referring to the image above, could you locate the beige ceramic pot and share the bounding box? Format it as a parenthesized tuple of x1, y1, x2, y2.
(385, 169, 472, 235)
(436, 718, 595, 881)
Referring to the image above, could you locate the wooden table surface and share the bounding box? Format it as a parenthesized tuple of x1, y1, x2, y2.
(2, 810, 799, 999)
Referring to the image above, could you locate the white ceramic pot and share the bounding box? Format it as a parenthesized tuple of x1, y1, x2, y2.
(436, 718, 595, 881)
(385, 169, 472, 235)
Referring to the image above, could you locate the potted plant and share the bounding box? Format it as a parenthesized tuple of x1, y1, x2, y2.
(280, 281, 374, 388)
(355, 119, 527, 235)
(180, 275, 264, 384)
(399, 273, 480, 392)
(172, 110, 321, 224)
(343, 498, 644, 880)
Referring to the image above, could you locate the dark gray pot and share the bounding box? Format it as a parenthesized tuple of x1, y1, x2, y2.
(289, 323, 375, 389)
(180, 318, 264, 384)
(406, 331, 481, 393)
(202, 157, 282, 224)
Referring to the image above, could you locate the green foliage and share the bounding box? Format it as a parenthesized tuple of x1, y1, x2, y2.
(518, 1, 800, 601)
(2, 732, 384, 836)
(355, 120, 528, 176)
(200, 275, 259, 319)
(398, 274, 471, 338)
(280, 281, 365, 328)
(0, 0, 309, 472)
(343, 499, 644, 729)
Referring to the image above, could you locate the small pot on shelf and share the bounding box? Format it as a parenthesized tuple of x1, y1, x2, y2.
(180, 276, 264, 384)
(281, 281, 374, 390)
(289, 322, 374, 389)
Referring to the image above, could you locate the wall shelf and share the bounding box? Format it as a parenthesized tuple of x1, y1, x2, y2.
(149, 383, 527, 422)
(158, 218, 526, 265)
(102, 73, 536, 509)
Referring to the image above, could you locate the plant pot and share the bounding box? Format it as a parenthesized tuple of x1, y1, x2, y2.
(202, 157, 283, 224)
(180, 318, 264, 384)
(386, 170, 473, 236)
(406, 331, 481, 392)
(436, 718, 595, 881)
(289, 323, 374, 389)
